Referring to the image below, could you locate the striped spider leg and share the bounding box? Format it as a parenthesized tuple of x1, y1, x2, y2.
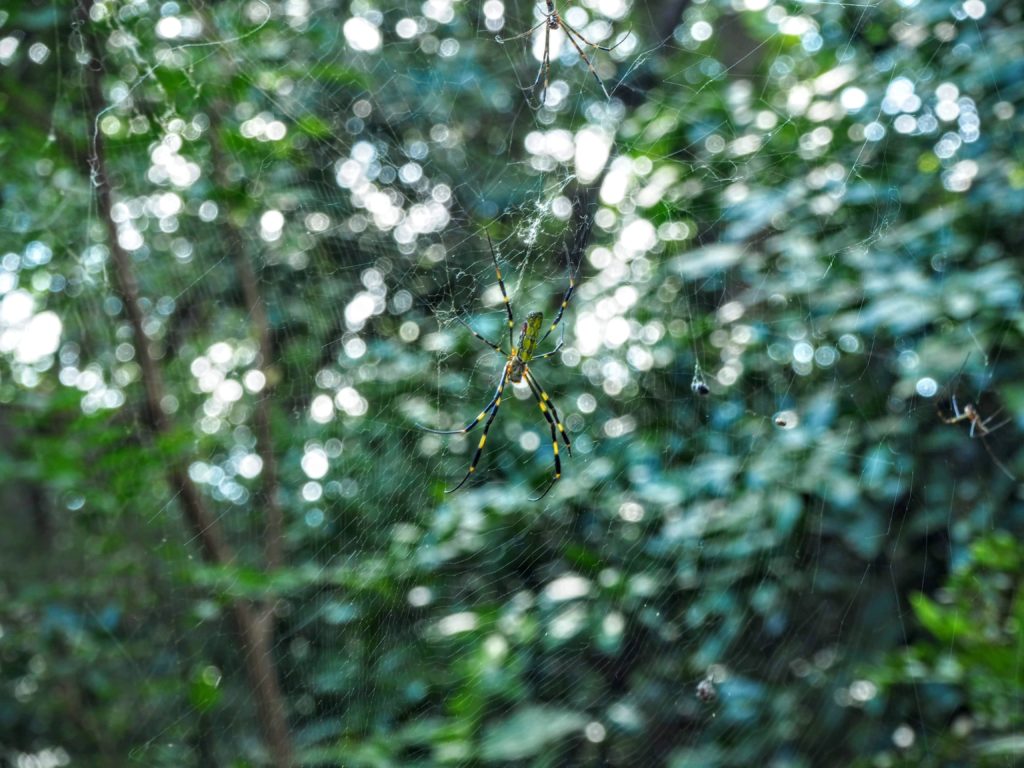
(496, 1, 626, 106)
(523, 367, 572, 500)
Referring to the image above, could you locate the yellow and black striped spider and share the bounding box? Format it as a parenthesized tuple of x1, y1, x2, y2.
(496, 1, 626, 106)
(418, 236, 575, 500)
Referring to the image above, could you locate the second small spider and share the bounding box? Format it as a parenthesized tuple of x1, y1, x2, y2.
(940, 395, 1010, 438)
(497, 1, 626, 105)
(417, 236, 575, 500)
(939, 394, 1016, 480)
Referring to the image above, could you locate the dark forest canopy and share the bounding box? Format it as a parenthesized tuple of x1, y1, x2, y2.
(1, 0, 1023, 765)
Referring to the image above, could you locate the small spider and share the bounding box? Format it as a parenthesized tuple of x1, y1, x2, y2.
(497, 1, 626, 106)
(939, 395, 1016, 480)
(696, 675, 717, 703)
(691, 363, 710, 396)
(417, 236, 575, 500)
(940, 395, 1010, 438)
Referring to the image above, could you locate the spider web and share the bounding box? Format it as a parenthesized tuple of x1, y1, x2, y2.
(4, 0, 1023, 764)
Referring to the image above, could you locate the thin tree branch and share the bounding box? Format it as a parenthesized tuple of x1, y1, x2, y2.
(209, 126, 285, 572)
(195, 3, 284, 574)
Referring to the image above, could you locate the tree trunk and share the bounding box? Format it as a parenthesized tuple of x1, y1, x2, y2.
(77, 2, 295, 763)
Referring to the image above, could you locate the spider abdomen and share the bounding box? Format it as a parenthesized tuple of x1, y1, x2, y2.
(509, 311, 544, 383)
(518, 311, 544, 359)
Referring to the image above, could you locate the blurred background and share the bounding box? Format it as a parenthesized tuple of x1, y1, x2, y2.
(1, 0, 1023, 765)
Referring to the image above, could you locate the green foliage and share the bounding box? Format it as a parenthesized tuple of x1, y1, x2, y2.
(1, 0, 1023, 765)
(858, 533, 1024, 766)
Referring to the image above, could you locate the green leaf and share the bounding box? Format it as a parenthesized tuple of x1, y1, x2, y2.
(910, 593, 971, 644)
(480, 706, 587, 762)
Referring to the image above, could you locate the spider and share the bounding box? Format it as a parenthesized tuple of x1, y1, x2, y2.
(696, 674, 717, 703)
(496, 1, 626, 106)
(940, 395, 1010, 438)
(690, 362, 710, 396)
(939, 395, 1016, 480)
(417, 236, 575, 500)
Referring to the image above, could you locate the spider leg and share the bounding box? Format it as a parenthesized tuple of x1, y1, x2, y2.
(452, 313, 506, 356)
(531, 469, 559, 502)
(495, 19, 546, 44)
(525, 368, 572, 455)
(524, 372, 563, 501)
(535, 20, 552, 106)
(487, 233, 516, 350)
(558, 22, 611, 99)
(563, 20, 629, 52)
(538, 256, 576, 345)
(416, 369, 508, 435)
(524, 54, 545, 102)
(939, 395, 966, 426)
(445, 365, 510, 493)
(497, 15, 551, 107)
(979, 415, 1012, 435)
(980, 435, 1018, 481)
(600, 29, 629, 53)
(978, 407, 1007, 429)
(532, 334, 564, 361)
